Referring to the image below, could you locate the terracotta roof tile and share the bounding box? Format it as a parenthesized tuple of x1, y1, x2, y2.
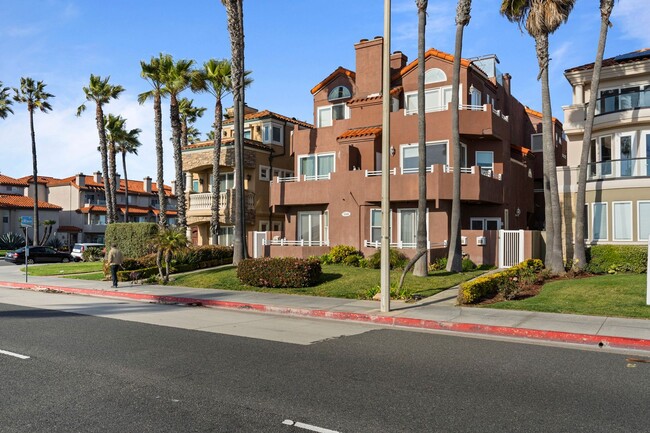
(565, 48, 650, 73)
(18, 175, 57, 185)
(525, 106, 561, 125)
(311, 66, 356, 95)
(223, 109, 313, 129)
(48, 175, 173, 196)
(395, 49, 471, 80)
(348, 86, 403, 105)
(0, 174, 29, 187)
(0, 194, 62, 210)
(337, 126, 382, 140)
(77, 205, 168, 216)
(183, 137, 272, 152)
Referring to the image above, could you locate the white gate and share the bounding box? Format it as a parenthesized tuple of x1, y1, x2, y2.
(498, 229, 525, 268)
(252, 231, 267, 258)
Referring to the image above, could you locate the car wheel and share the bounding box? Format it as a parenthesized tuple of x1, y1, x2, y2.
(27, 258, 35, 265)
(62, 257, 70, 263)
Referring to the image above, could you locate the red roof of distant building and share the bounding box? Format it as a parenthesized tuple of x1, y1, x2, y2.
(48, 175, 173, 197)
(222, 109, 313, 129)
(395, 48, 471, 80)
(0, 174, 29, 187)
(183, 137, 272, 152)
(0, 194, 62, 210)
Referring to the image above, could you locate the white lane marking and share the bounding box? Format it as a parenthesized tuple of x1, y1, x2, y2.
(0, 349, 30, 359)
(282, 419, 340, 433)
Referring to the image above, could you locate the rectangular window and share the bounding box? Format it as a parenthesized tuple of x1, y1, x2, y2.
(192, 180, 199, 192)
(272, 221, 282, 232)
(298, 211, 327, 245)
(613, 202, 632, 241)
(218, 173, 234, 192)
(592, 202, 608, 241)
(531, 133, 543, 152)
(619, 134, 635, 177)
(476, 151, 494, 175)
(243, 129, 251, 139)
(470, 217, 501, 230)
(638, 201, 650, 241)
(2, 216, 8, 223)
(259, 166, 270, 181)
(405, 86, 454, 115)
(317, 106, 332, 127)
(299, 153, 335, 179)
(218, 226, 234, 246)
(263, 124, 282, 144)
(401, 141, 448, 173)
(399, 209, 417, 247)
(370, 209, 382, 243)
(317, 104, 349, 127)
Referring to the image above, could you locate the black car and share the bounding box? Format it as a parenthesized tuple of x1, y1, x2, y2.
(4, 246, 73, 264)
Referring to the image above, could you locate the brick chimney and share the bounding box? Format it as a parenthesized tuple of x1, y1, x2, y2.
(115, 173, 121, 189)
(75, 173, 85, 187)
(93, 171, 102, 183)
(502, 73, 512, 95)
(171, 180, 176, 196)
(143, 176, 152, 193)
(390, 51, 408, 74)
(354, 36, 384, 98)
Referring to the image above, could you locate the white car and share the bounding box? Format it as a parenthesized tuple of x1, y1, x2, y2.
(70, 243, 105, 261)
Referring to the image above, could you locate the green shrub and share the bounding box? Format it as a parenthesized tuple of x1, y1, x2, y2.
(362, 285, 380, 299)
(327, 245, 362, 264)
(0, 232, 25, 250)
(462, 258, 477, 272)
(320, 253, 334, 265)
(429, 257, 447, 272)
(104, 223, 159, 259)
(343, 254, 363, 267)
(237, 257, 322, 288)
(82, 246, 104, 262)
(364, 248, 408, 269)
(586, 245, 647, 274)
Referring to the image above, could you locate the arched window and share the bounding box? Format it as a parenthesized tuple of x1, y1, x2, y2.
(328, 86, 351, 101)
(424, 68, 446, 84)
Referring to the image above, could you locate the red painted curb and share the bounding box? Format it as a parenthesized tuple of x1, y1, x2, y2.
(3, 280, 649, 351)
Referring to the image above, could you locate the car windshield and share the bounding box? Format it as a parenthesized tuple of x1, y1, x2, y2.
(73, 244, 83, 250)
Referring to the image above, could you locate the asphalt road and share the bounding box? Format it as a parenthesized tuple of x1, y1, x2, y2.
(1, 301, 649, 433)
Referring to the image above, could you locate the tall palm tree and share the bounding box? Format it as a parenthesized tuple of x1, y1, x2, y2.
(161, 57, 196, 230)
(446, 0, 472, 273)
(573, 0, 615, 271)
(104, 114, 126, 222)
(178, 98, 206, 148)
(77, 74, 124, 225)
(500, 0, 575, 275)
(222, 0, 246, 264)
(139, 54, 171, 228)
(116, 124, 142, 222)
(0, 81, 13, 119)
(186, 126, 202, 144)
(414, 0, 429, 277)
(13, 77, 54, 245)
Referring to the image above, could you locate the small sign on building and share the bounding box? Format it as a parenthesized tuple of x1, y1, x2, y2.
(20, 216, 33, 228)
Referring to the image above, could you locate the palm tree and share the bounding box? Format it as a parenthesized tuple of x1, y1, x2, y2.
(193, 59, 233, 245)
(446, 0, 472, 273)
(13, 77, 54, 245)
(153, 227, 188, 282)
(178, 98, 206, 148)
(139, 54, 171, 228)
(116, 125, 142, 222)
(104, 114, 126, 222)
(0, 81, 13, 119)
(222, 0, 247, 264)
(161, 57, 196, 230)
(500, 0, 575, 275)
(77, 74, 124, 225)
(414, 0, 429, 277)
(186, 126, 202, 144)
(573, 0, 615, 271)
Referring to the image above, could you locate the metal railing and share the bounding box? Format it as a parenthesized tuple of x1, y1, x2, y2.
(587, 157, 650, 180)
(595, 89, 650, 115)
(277, 173, 332, 183)
(263, 238, 330, 247)
(363, 240, 448, 249)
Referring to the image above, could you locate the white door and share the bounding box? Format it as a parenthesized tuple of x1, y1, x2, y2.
(253, 231, 267, 258)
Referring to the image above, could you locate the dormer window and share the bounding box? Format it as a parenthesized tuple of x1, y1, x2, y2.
(425, 68, 447, 84)
(262, 122, 283, 145)
(328, 86, 351, 101)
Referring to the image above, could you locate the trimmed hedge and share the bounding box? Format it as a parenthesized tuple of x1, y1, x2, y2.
(586, 245, 647, 274)
(237, 257, 322, 288)
(105, 223, 158, 258)
(458, 259, 544, 304)
(363, 248, 408, 269)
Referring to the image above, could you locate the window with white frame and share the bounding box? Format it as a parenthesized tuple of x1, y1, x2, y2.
(217, 172, 234, 192)
(531, 133, 543, 152)
(328, 86, 351, 101)
(401, 141, 448, 173)
(638, 201, 650, 241)
(272, 221, 282, 231)
(218, 226, 234, 246)
(486, 93, 497, 109)
(259, 166, 270, 181)
(405, 86, 454, 115)
(424, 68, 447, 84)
(298, 211, 328, 245)
(470, 87, 482, 108)
(243, 128, 252, 139)
(370, 209, 383, 243)
(592, 202, 608, 241)
(317, 103, 349, 127)
(299, 153, 335, 179)
(476, 151, 494, 175)
(613, 201, 632, 241)
(262, 123, 282, 145)
(470, 217, 501, 230)
(398, 209, 418, 246)
(589, 136, 612, 177)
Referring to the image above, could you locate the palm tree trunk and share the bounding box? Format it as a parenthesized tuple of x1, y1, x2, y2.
(574, 0, 613, 271)
(414, 0, 428, 277)
(211, 99, 223, 245)
(537, 34, 564, 275)
(122, 150, 130, 222)
(181, 119, 188, 148)
(154, 93, 167, 227)
(170, 94, 186, 229)
(29, 109, 40, 246)
(95, 104, 113, 225)
(447, 0, 471, 273)
(108, 139, 118, 223)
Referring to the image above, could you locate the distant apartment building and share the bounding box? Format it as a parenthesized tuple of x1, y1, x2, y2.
(560, 49, 650, 251)
(182, 107, 312, 247)
(46, 172, 176, 245)
(266, 37, 562, 264)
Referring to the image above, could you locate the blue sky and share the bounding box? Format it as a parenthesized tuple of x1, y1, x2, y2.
(0, 0, 646, 184)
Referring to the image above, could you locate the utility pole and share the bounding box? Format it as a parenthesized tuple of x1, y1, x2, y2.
(380, 0, 391, 313)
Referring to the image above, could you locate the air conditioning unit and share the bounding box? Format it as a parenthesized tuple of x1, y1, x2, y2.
(461, 236, 468, 246)
(476, 236, 487, 246)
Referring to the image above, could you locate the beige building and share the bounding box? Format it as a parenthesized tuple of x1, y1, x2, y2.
(560, 49, 650, 252)
(182, 107, 312, 247)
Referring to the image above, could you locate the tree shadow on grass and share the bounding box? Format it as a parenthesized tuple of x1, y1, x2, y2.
(318, 272, 343, 284)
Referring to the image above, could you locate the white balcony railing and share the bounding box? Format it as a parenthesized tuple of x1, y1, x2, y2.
(188, 191, 255, 210)
(365, 168, 397, 177)
(363, 240, 448, 249)
(263, 238, 330, 247)
(277, 173, 332, 183)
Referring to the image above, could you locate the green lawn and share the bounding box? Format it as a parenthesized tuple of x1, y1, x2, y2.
(63, 272, 106, 281)
(171, 264, 487, 299)
(25, 262, 104, 276)
(486, 273, 650, 319)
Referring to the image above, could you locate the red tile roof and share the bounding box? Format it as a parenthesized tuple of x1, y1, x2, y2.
(48, 175, 173, 196)
(18, 175, 57, 185)
(311, 66, 356, 95)
(0, 194, 62, 210)
(525, 106, 561, 125)
(348, 86, 403, 105)
(222, 109, 313, 129)
(338, 126, 382, 140)
(395, 48, 471, 80)
(565, 48, 650, 73)
(0, 174, 29, 187)
(183, 137, 272, 152)
(77, 205, 171, 216)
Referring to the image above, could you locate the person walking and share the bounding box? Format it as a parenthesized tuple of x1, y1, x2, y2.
(106, 243, 124, 288)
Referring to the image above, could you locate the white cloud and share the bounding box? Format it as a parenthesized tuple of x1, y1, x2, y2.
(612, 0, 650, 46)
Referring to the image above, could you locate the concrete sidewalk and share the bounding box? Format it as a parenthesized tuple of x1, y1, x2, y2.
(1, 267, 649, 352)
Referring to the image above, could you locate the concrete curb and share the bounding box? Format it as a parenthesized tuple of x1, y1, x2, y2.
(3, 280, 649, 352)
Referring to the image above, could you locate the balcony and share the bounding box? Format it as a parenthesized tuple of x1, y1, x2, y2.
(587, 157, 650, 181)
(595, 89, 650, 116)
(187, 190, 256, 223)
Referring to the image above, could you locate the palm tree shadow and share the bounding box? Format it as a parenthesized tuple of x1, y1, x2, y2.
(319, 272, 342, 283)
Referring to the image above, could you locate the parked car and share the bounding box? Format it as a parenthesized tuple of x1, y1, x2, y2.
(4, 246, 74, 264)
(70, 243, 105, 262)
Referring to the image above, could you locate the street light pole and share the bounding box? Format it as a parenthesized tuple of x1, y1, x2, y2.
(380, 0, 391, 313)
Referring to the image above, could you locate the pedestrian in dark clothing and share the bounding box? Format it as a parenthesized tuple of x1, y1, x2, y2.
(106, 244, 124, 288)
